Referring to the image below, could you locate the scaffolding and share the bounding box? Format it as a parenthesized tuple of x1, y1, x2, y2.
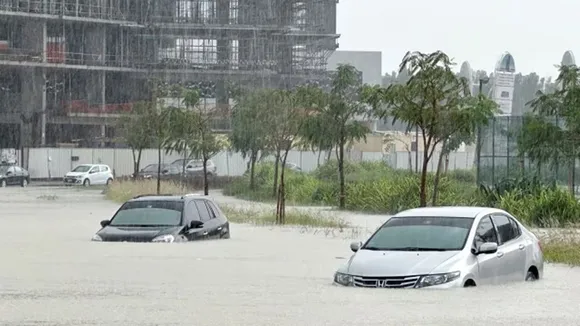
(0, 0, 339, 147)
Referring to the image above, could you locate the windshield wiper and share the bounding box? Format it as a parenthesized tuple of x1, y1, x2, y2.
(389, 247, 449, 252)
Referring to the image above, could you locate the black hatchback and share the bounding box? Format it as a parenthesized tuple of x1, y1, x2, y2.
(0, 164, 30, 187)
(91, 194, 231, 242)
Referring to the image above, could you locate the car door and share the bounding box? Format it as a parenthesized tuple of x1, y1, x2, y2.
(183, 201, 210, 241)
(491, 214, 527, 282)
(12, 166, 23, 184)
(6, 166, 17, 185)
(87, 166, 100, 184)
(473, 216, 502, 285)
(206, 201, 229, 238)
(193, 199, 220, 239)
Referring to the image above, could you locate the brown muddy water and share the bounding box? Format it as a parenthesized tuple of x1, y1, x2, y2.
(1, 186, 579, 326)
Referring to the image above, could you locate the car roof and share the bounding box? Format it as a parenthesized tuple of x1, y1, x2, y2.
(394, 206, 503, 219)
(128, 193, 213, 202)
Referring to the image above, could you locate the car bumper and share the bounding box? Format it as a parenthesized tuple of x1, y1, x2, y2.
(333, 276, 464, 289)
(63, 178, 82, 185)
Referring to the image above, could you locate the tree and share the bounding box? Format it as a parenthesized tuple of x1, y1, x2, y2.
(363, 51, 496, 207)
(431, 94, 498, 204)
(301, 64, 369, 209)
(185, 91, 228, 195)
(230, 89, 272, 189)
(269, 87, 314, 224)
(165, 89, 202, 186)
(519, 64, 580, 193)
(118, 101, 155, 177)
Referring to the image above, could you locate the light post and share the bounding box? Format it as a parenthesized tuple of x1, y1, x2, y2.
(476, 77, 489, 185)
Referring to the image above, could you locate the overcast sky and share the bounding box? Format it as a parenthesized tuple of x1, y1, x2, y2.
(336, 0, 577, 78)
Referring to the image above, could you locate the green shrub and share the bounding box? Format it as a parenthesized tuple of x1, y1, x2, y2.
(448, 169, 476, 183)
(498, 188, 580, 227)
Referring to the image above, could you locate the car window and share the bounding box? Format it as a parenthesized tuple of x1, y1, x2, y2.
(362, 216, 474, 251)
(89, 166, 99, 173)
(473, 216, 498, 247)
(110, 200, 184, 226)
(207, 201, 220, 217)
(72, 165, 91, 172)
(509, 217, 522, 238)
(185, 201, 202, 222)
(7, 166, 15, 173)
(101, 166, 109, 172)
(13, 166, 22, 173)
(492, 214, 520, 244)
(194, 200, 212, 222)
(205, 201, 217, 218)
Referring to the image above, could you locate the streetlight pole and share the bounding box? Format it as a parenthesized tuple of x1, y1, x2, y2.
(476, 77, 489, 185)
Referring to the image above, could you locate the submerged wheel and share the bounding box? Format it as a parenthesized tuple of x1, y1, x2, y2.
(0, 179, 6, 188)
(21, 178, 28, 187)
(106, 178, 113, 186)
(525, 270, 538, 282)
(83, 179, 91, 187)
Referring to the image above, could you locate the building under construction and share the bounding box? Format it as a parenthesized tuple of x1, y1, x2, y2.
(0, 0, 339, 148)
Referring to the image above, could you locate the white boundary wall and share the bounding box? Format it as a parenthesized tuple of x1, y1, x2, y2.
(18, 148, 475, 179)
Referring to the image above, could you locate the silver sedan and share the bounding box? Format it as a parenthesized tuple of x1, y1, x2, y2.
(334, 207, 544, 288)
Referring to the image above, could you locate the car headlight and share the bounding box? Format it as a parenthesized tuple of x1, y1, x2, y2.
(416, 271, 461, 288)
(91, 234, 102, 242)
(152, 234, 175, 243)
(334, 272, 354, 286)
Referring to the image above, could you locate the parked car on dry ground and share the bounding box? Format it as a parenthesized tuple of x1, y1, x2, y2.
(134, 164, 182, 181)
(170, 159, 217, 177)
(63, 164, 114, 186)
(334, 206, 543, 289)
(0, 163, 30, 187)
(91, 194, 231, 242)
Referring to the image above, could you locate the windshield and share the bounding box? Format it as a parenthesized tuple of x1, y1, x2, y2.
(363, 216, 474, 251)
(171, 159, 186, 166)
(72, 165, 91, 173)
(141, 164, 161, 172)
(109, 200, 184, 227)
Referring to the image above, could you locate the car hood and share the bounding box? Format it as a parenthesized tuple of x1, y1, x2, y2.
(65, 172, 87, 177)
(96, 225, 183, 242)
(347, 249, 461, 276)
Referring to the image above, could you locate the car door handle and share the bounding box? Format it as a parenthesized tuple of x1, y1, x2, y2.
(496, 251, 504, 258)
(518, 244, 525, 250)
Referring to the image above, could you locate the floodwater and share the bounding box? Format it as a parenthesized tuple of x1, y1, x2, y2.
(1, 186, 580, 325)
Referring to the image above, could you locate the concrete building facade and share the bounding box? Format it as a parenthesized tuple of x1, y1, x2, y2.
(0, 0, 339, 149)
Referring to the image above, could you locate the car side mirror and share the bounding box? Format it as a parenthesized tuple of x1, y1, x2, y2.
(90, 170, 97, 174)
(475, 242, 498, 255)
(162, 170, 169, 174)
(190, 220, 204, 229)
(350, 241, 362, 252)
(100, 220, 111, 228)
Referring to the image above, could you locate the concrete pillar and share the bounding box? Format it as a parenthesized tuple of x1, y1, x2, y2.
(85, 71, 106, 144)
(216, 0, 230, 107)
(20, 68, 47, 147)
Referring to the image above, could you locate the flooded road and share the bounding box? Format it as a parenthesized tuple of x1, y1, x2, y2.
(1, 186, 580, 325)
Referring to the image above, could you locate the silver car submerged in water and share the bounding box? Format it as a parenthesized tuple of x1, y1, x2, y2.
(334, 207, 544, 289)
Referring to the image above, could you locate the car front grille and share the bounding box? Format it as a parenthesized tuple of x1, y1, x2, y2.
(353, 275, 421, 288)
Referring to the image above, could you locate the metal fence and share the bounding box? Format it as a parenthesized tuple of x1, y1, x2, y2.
(477, 115, 580, 188)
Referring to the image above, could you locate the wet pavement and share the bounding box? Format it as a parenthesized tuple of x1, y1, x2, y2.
(1, 186, 580, 325)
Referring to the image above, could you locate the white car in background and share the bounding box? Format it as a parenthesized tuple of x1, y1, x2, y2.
(63, 164, 114, 186)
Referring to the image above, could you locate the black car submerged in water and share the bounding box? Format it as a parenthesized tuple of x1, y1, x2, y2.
(92, 194, 231, 242)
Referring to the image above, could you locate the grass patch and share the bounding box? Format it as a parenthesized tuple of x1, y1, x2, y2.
(542, 242, 580, 266)
(104, 179, 191, 203)
(221, 205, 349, 229)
